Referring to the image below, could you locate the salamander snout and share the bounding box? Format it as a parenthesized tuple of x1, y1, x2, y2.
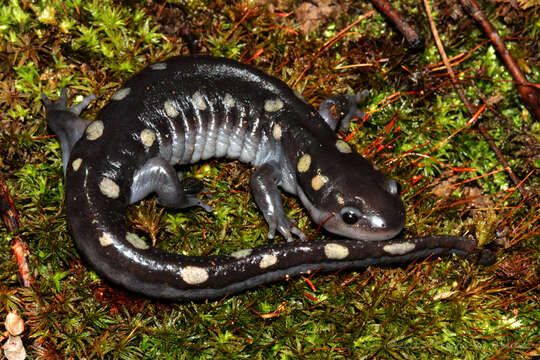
(304, 175, 407, 241)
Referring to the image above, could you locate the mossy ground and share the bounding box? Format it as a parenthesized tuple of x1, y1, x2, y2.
(0, 0, 538, 358)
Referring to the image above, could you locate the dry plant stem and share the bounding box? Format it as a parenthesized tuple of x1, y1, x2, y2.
(422, 0, 535, 208)
(0, 175, 33, 287)
(370, 0, 425, 51)
(460, 0, 540, 120)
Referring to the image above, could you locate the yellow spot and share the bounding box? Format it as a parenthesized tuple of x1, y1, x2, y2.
(272, 123, 282, 140)
(264, 98, 283, 112)
(99, 177, 120, 199)
(99, 232, 114, 247)
(126, 233, 149, 250)
(181, 266, 209, 285)
(259, 254, 278, 269)
(230, 248, 252, 258)
(311, 174, 328, 191)
(223, 93, 235, 108)
(164, 100, 179, 117)
(150, 62, 167, 70)
(335, 140, 352, 153)
(297, 154, 311, 173)
(140, 129, 156, 148)
(111, 87, 131, 101)
(383, 242, 416, 255)
(324, 243, 349, 259)
(192, 91, 207, 110)
(72, 158, 83, 171)
(86, 120, 104, 140)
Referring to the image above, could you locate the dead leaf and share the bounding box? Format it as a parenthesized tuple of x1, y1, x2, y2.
(295, 0, 339, 34)
(431, 178, 457, 197)
(516, 0, 540, 10)
(485, 94, 504, 106)
(2, 335, 26, 360)
(5, 312, 24, 336)
(462, 186, 494, 208)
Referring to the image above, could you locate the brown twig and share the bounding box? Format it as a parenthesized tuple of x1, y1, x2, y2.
(370, 0, 425, 51)
(0, 175, 33, 287)
(422, 0, 535, 208)
(460, 0, 540, 121)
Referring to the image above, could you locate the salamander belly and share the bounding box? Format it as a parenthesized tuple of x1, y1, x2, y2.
(126, 86, 279, 168)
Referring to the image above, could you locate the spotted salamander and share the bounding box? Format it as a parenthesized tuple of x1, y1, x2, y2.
(41, 56, 492, 300)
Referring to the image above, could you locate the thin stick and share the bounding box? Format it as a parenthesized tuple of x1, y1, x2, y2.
(460, 0, 540, 120)
(370, 0, 425, 51)
(0, 175, 33, 287)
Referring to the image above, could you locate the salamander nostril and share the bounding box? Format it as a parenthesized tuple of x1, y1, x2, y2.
(367, 214, 386, 229)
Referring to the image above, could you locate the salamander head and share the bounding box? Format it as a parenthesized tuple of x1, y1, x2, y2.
(294, 140, 406, 241)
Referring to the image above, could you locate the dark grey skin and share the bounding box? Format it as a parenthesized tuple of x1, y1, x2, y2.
(42, 56, 491, 300)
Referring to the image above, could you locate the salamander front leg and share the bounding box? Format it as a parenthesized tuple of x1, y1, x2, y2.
(176, 172, 206, 195)
(41, 88, 97, 174)
(251, 162, 306, 242)
(318, 90, 369, 131)
(130, 157, 212, 211)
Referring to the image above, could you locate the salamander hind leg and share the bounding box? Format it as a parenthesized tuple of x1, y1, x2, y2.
(250, 162, 306, 242)
(318, 90, 369, 131)
(130, 157, 212, 211)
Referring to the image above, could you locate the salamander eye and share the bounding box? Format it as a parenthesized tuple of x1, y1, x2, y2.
(340, 207, 361, 225)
